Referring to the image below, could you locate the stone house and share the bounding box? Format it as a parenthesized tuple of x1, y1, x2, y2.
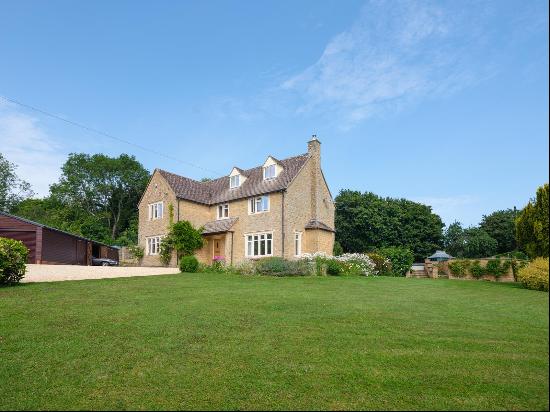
(137, 136, 334, 266)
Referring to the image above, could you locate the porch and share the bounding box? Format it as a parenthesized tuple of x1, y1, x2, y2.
(196, 217, 238, 266)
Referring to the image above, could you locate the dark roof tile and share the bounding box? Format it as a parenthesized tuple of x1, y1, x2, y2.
(202, 217, 239, 234)
(158, 153, 309, 205)
(304, 219, 335, 232)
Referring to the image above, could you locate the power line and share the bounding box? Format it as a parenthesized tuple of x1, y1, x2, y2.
(0, 95, 223, 176)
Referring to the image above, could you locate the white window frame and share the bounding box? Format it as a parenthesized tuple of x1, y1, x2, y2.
(249, 195, 270, 214)
(294, 232, 302, 257)
(217, 203, 229, 220)
(146, 236, 163, 256)
(263, 164, 276, 180)
(230, 175, 240, 189)
(148, 201, 164, 220)
(245, 231, 273, 258)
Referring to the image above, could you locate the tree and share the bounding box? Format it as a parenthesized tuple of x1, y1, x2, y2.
(461, 227, 498, 258)
(480, 208, 518, 253)
(444, 223, 498, 258)
(444, 222, 498, 258)
(49, 153, 150, 243)
(13, 153, 150, 245)
(0, 153, 34, 212)
(335, 190, 444, 261)
(444, 221, 464, 257)
(516, 183, 549, 258)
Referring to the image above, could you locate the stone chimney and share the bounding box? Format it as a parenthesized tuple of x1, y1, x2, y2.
(308, 135, 321, 220)
(307, 134, 321, 160)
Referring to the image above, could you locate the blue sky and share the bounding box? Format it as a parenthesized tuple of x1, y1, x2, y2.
(0, 0, 548, 226)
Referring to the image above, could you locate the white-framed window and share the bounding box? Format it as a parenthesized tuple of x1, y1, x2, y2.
(148, 201, 163, 220)
(217, 203, 229, 219)
(294, 232, 302, 256)
(230, 175, 240, 189)
(245, 232, 273, 258)
(249, 195, 269, 214)
(264, 164, 276, 180)
(146, 236, 163, 255)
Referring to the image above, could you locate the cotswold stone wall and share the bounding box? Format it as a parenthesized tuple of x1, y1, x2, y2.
(425, 258, 516, 282)
(138, 171, 177, 267)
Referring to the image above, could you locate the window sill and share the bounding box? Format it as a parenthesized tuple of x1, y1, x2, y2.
(246, 255, 274, 260)
(248, 210, 270, 216)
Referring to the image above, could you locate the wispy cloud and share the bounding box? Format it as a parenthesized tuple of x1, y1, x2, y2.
(0, 101, 64, 197)
(281, 0, 493, 128)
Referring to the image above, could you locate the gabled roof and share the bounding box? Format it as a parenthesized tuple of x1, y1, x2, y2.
(158, 153, 310, 205)
(202, 217, 239, 235)
(0, 211, 117, 248)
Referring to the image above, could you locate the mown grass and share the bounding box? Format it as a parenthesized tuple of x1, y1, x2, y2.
(0, 273, 548, 410)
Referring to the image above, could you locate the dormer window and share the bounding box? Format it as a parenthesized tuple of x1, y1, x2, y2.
(230, 175, 240, 189)
(264, 164, 276, 180)
(262, 156, 282, 180)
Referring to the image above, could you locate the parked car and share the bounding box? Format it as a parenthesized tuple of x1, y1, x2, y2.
(92, 257, 119, 266)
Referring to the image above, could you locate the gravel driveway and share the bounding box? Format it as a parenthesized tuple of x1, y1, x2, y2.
(22, 264, 180, 283)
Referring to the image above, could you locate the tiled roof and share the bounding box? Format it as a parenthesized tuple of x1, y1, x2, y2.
(202, 217, 238, 234)
(158, 153, 310, 205)
(0, 211, 118, 248)
(304, 219, 335, 232)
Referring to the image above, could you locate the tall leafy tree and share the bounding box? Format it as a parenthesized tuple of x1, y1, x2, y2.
(444, 222, 498, 258)
(0, 153, 34, 212)
(335, 190, 444, 261)
(443, 221, 465, 257)
(480, 208, 518, 253)
(461, 227, 498, 258)
(49, 153, 150, 243)
(14, 153, 150, 245)
(516, 183, 549, 258)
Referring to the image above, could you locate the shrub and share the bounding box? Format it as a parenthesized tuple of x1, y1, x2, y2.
(378, 247, 414, 277)
(495, 251, 529, 260)
(326, 259, 343, 276)
(337, 253, 377, 276)
(485, 259, 512, 278)
(0, 237, 28, 285)
(517, 258, 549, 292)
(470, 260, 486, 279)
(367, 252, 392, 276)
(160, 220, 204, 265)
(510, 258, 529, 281)
(300, 252, 333, 276)
(211, 256, 226, 272)
(255, 257, 311, 277)
(127, 244, 144, 260)
(448, 259, 471, 278)
(333, 241, 344, 256)
(179, 255, 199, 273)
(231, 260, 257, 276)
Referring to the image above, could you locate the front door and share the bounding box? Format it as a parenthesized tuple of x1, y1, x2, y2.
(213, 238, 224, 259)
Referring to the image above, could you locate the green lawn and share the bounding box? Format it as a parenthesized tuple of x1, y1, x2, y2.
(0, 273, 548, 411)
